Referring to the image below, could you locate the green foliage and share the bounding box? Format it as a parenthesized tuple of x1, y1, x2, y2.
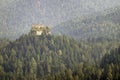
(0, 34, 120, 79)
(0, 38, 9, 50)
(44, 46, 120, 80)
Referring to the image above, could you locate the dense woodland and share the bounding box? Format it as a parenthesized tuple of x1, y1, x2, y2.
(45, 46, 120, 80)
(0, 0, 120, 80)
(0, 33, 120, 80)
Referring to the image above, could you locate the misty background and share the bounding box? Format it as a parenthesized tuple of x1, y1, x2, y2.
(0, 0, 120, 39)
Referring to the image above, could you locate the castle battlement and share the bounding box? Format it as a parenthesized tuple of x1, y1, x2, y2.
(30, 24, 51, 35)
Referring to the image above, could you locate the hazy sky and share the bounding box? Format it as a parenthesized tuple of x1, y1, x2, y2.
(0, 0, 120, 39)
(0, 0, 120, 26)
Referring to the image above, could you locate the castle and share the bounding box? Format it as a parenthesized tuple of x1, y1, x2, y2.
(30, 24, 51, 35)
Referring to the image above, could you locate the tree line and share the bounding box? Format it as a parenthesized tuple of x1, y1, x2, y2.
(0, 34, 120, 80)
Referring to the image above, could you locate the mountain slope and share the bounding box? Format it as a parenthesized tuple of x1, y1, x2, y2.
(52, 7, 120, 40)
(0, 33, 120, 79)
(43, 45, 120, 80)
(0, 34, 90, 79)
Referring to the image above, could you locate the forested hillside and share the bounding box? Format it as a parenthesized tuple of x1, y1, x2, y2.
(52, 7, 120, 40)
(0, 39, 9, 50)
(44, 46, 120, 80)
(0, 34, 120, 80)
(0, 0, 120, 80)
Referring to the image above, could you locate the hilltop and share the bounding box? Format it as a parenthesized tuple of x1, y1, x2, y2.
(0, 34, 87, 79)
(0, 33, 120, 79)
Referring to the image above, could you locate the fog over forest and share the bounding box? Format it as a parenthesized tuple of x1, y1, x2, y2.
(0, 0, 120, 39)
